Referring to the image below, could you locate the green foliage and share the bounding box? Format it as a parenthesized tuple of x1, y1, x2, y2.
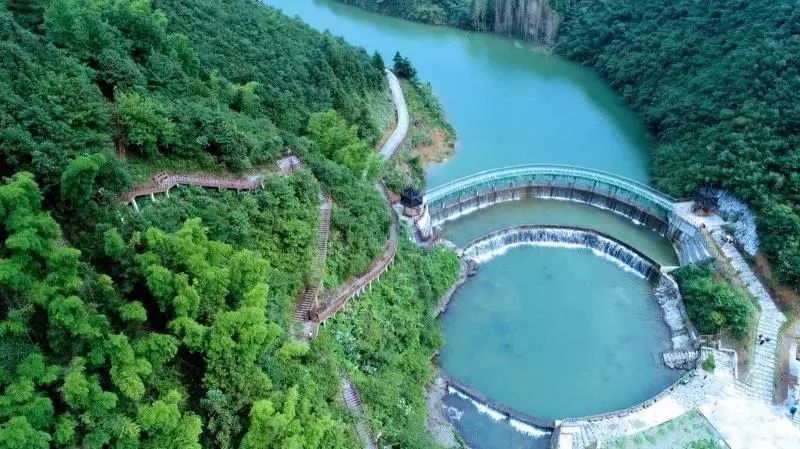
(308, 110, 382, 180)
(701, 353, 715, 373)
(337, 0, 474, 27)
(557, 0, 800, 288)
(324, 240, 460, 448)
(392, 52, 417, 80)
(154, 0, 385, 138)
(0, 176, 363, 448)
(0, 0, 464, 446)
(115, 91, 177, 157)
(674, 264, 757, 340)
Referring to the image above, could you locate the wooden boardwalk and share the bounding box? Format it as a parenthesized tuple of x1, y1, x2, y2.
(120, 172, 263, 209)
(311, 184, 398, 324)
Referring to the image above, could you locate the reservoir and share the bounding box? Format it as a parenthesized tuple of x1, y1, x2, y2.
(264, 0, 680, 446)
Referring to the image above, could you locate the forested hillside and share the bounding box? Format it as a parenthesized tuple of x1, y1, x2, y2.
(556, 0, 800, 288)
(0, 0, 458, 447)
(337, 0, 569, 44)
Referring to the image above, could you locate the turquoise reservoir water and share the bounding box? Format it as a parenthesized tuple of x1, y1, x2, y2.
(263, 0, 680, 444)
(265, 0, 651, 186)
(441, 245, 677, 418)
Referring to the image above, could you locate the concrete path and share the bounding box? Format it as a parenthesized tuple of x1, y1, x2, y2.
(712, 232, 786, 402)
(676, 202, 787, 403)
(380, 70, 409, 159)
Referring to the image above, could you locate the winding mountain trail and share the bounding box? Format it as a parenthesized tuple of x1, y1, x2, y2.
(380, 69, 409, 159)
(310, 70, 407, 324)
(342, 377, 379, 449)
(312, 184, 398, 323)
(121, 72, 408, 449)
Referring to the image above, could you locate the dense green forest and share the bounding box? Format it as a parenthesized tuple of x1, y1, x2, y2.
(556, 0, 800, 289)
(336, 0, 569, 44)
(0, 0, 458, 447)
(339, 0, 800, 291)
(674, 264, 757, 340)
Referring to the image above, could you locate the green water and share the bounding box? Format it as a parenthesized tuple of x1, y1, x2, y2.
(264, 0, 680, 443)
(442, 245, 678, 419)
(266, 0, 651, 186)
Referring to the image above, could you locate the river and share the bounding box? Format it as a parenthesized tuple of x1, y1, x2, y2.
(264, 0, 679, 447)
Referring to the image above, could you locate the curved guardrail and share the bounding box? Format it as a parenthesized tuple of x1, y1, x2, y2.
(425, 164, 676, 217)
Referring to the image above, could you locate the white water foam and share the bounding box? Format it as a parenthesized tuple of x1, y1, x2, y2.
(443, 405, 464, 422)
(464, 238, 648, 279)
(447, 386, 505, 421)
(509, 419, 548, 437)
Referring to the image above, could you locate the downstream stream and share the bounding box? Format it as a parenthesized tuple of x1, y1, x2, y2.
(265, 1, 680, 447)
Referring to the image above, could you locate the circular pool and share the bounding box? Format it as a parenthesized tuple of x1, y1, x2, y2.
(440, 243, 680, 419)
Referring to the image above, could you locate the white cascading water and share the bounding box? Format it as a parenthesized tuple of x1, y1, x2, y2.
(461, 226, 658, 280)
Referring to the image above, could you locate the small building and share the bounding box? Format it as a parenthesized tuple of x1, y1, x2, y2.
(277, 154, 302, 174)
(400, 186, 424, 217)
(691, 186, 719, 215)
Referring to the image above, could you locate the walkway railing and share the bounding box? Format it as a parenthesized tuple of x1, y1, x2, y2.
(119, 172, 263, 205)
(312, 184, 398, 323)
(293, 192, 332, 325)
(425, 165, 675, 223)
(425, 164, 676, 217)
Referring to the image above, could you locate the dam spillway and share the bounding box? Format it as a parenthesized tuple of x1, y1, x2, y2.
(460, 225, 662, 281)
(440, 236, 684, 420)
(419, 165, 712, 266)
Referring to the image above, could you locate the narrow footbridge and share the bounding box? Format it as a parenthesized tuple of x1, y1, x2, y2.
(120, 172, 264, 210)
(420, 164, 711, 265)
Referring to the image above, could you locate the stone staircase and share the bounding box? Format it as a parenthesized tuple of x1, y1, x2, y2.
(663, 350, 700, 370)
(713, 234, 786, 403)
(341, 378, 378, 449)
(573, 422, 600, 449)
(293, 193, 331, 323)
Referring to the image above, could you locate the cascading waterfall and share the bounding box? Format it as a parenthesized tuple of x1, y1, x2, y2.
(429, 186, 670, 237)
(461, 225, 660, 281)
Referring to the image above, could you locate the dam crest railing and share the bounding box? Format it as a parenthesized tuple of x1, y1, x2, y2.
(425, 164, 676, 213)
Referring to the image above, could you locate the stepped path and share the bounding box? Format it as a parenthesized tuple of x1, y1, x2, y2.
(314, 71, 407, 448)
(311, 70, 407, 324)
(342, 377, 378, 449)
(312, 184, 398, 323)
(712, 233, 786, 402)
(293, 191, 332, 329)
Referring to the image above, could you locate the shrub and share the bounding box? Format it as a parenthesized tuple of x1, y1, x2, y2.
(674, 264, 757, 340)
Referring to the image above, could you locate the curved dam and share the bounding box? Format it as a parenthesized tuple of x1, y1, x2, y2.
(441, 225, 697, 422)
(418, 165, 711, 266)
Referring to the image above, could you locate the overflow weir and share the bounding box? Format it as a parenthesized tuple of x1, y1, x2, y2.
(440, 225, 699, 440)
(417, 165, 712, 265)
